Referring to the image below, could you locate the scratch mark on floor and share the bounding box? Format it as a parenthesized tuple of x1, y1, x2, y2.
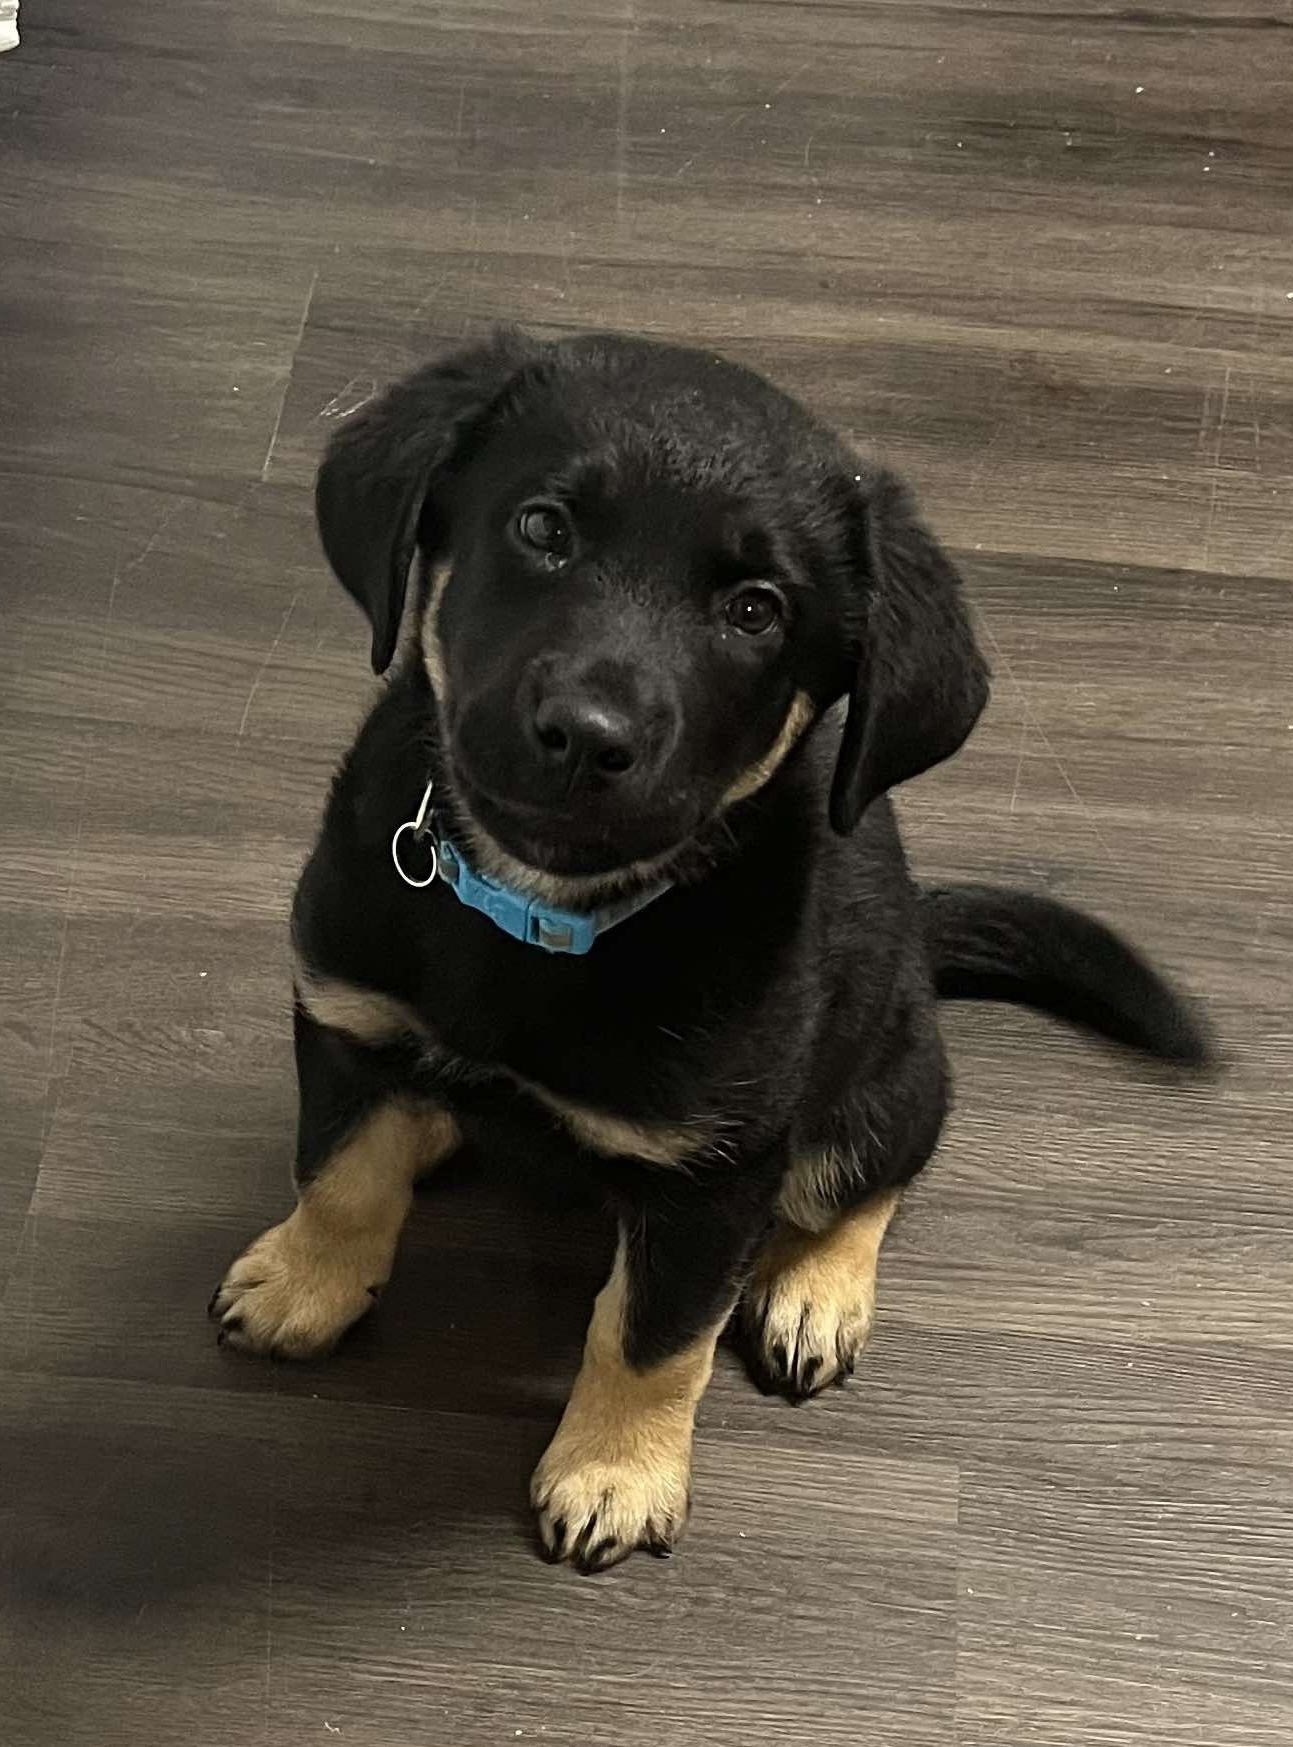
(1008, 712, 1029, 815)
(317, 377, 377, 420)
(42, 863, 80, 1147)
(977, 611, 1117, 868)
(10, 1188, 38, 1361)
(768, 59, 814, 103)
(409, 266, 450, 332)
(260, 268, 320, 482)
(674, 57, 816, 182)
(1246, 372, 1262, 475)
(1201, 362, 1231, 571)
(237, 590, 302, 738)
(461, 197, 481, 335)
(122, 500, 185, 579)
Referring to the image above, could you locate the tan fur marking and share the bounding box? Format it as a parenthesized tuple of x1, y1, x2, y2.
(212, 1101, 459, 1358)
(452, 794, 677, 909)
(294, 958, 705, 1169)
(422, 563, 452, 701)
(453, 687, 814, 906)
(722, 689, 816, 807)
(527, 1085, 704, 1168)
(777, 1144, 855, 1232)
(745, 1187, 902, 1395)
(294, 960, 423, 1047)
(530, 1239, 725, 1569)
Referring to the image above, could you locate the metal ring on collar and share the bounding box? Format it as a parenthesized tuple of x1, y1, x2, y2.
(391, 820, 439, 889)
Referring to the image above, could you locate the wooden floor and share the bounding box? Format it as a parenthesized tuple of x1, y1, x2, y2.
(2, 3, 1292, 1742)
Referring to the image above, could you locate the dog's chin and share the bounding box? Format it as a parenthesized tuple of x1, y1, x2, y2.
(452, 779, 695, 904)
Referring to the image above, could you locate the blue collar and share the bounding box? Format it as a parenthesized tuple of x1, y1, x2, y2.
(391, 780, 671, 955)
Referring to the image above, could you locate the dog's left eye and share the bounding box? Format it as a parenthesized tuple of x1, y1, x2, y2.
(515, 502, 572, 564)
(724, 586, 784, 636)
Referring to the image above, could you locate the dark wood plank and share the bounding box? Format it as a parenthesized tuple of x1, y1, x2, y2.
(957, 1460, 1293, 1747)
(3, 2, 1292, 1744)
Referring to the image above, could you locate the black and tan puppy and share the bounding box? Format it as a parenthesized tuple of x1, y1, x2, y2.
(212, 329, 1211, 1572)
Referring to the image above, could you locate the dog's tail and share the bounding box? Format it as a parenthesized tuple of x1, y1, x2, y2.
(921, 883, 1216, 1071)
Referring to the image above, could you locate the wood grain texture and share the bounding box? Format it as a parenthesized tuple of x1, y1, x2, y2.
(2, 2, 1291, 1743)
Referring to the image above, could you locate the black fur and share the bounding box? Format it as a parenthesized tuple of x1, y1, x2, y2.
(924, 884, 1214, 1067)
(294, 328, 1213, 1384)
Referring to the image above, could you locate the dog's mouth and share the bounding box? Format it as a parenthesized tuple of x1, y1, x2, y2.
(453, 772, 698, 885)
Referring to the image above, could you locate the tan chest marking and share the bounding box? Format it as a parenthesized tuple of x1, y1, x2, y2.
(294, 957, 711, 1169)
(527, 1085, 708, 1168)
(294, 964, 424, 1047)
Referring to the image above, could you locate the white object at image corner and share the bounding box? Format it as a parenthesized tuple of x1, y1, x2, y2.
(0, 1, 18, 54)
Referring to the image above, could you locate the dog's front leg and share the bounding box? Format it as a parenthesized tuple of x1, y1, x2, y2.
(211, 1005, 459, 1358)
(531, 1160, 780, 1573)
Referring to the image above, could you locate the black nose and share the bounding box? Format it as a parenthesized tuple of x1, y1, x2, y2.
(531, 693, 639, 776)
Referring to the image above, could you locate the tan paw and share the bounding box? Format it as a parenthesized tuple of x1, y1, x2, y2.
(530, 1432, 692, 1574)
(744, 1272, 874, 1399)
(743, 1231, 877, 1400)
(209, 1216, 389, 1360)
(744, 1193, 899, 1400)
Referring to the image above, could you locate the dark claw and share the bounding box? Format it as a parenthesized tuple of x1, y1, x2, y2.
(579, 1535, 620, 1573)
(770, 1341, 788, 1375)
(569, 1504, 610, 1568)
(800, 1354, 822, 1391)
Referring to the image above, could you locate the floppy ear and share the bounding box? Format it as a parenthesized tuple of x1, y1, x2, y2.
(314, 330, 540, 672)
(829, 469, 990, 834)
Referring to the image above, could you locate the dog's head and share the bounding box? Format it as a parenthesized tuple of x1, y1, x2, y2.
(316, 330, 988, 898)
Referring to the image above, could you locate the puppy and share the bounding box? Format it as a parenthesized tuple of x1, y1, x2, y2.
(212, 329, 1212, 1573)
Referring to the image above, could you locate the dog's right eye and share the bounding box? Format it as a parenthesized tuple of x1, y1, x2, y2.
(515, 502, 572, 566)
